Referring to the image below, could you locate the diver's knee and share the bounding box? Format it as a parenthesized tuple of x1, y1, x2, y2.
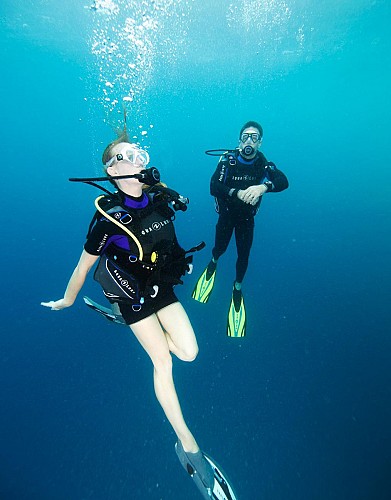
(153, 353, 173, 373)
(181, 344, 199, 362)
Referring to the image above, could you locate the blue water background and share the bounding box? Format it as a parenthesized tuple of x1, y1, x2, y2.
(0, 1, 390, 499)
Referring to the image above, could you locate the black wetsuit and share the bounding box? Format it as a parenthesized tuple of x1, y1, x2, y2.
(210, 150, 288, 283)
(84, 190, 187, 324)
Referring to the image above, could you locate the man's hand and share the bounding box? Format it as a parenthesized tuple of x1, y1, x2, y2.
(237, 184, 268, 205)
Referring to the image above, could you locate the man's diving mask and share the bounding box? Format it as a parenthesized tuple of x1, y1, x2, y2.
(105, 144, 150, 168)
(240, 132, 261, 143)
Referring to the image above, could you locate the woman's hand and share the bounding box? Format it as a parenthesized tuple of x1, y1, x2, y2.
(41, 298, 74, 311)
(41, 251, 99, 312)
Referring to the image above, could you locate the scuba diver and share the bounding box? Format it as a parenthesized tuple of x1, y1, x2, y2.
(192, 120, 289, 337)
(41, 127, 238, 499)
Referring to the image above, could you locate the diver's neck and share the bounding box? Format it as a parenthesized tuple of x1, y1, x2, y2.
(117, 183, 143, 197)
(239, 153, 257, 163)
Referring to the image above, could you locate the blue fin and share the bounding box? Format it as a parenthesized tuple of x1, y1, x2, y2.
(175, 441, 238, 499)
(83, 296, 126, 326)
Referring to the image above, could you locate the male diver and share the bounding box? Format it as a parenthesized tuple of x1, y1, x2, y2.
(192, 121, 289, 337)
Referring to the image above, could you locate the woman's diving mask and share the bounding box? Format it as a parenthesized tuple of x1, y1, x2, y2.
(105, 144, 150, 168)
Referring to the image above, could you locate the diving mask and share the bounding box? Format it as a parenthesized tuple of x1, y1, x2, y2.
(105, 144, 150, 168)
(240, 132, 261, 143)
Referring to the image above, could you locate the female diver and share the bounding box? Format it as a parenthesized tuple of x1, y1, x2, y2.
(41, 130, 215, 490)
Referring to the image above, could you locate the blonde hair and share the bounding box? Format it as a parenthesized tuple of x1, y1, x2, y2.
(101, 106, 132, 168)
(101, 107, 154, 190)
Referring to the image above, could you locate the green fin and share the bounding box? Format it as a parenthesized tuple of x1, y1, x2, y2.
(227, 288, 246, 337)
(191, 264, 216, 303)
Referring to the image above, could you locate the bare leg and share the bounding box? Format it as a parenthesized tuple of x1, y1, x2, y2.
(130, 311, 199, 453)
(157, 302, 199, 362)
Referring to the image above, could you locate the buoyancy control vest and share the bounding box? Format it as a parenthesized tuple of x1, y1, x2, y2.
(89, 189, 204, 306)
(211, 151, 275, 216)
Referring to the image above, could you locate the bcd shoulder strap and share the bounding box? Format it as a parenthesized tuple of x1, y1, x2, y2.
(94, 195, 144, 260)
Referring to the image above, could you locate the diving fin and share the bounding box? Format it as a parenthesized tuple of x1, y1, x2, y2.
(192, 262, 216, 303)
(83, 296, 126, 326)
(227, 287, 246, 337)
(175, 441, 238, 500)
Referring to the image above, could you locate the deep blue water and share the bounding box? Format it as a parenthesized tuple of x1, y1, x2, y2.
(1, 1, 390, 499)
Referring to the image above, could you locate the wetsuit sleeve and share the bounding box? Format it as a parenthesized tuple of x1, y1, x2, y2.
(84, 216, 113, 256)
(210, 160, 238, 199)
(264, 162, 289, 192)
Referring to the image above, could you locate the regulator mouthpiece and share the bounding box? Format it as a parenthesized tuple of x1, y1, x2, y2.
(136, 167, 161, 186)
(243, 145, 254, 156)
